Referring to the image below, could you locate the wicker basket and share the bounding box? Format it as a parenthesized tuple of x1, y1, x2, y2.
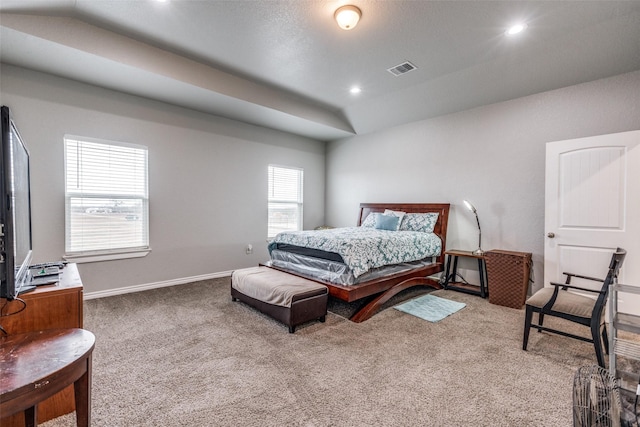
(484, 250, 532, 309)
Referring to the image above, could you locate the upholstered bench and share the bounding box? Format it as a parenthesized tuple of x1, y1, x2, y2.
(231, 266, 328, 333)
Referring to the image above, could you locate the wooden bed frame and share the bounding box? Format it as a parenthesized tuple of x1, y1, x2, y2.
(267, 202, 450, 323)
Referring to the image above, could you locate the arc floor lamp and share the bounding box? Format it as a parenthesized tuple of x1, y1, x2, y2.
(463, 200, 484, 255)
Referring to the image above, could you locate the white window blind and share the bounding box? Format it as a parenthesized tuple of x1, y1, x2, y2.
(268, 165, 303, 238)
(64, 136, 149, 255)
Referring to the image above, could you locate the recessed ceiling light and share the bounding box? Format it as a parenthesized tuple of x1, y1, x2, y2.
(349, 86, 362, 95)
(505, 23, 527, 36)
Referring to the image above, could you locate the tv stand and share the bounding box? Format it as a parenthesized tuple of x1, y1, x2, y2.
(0, 263, 83, 427)
(17, 284, 36, 295)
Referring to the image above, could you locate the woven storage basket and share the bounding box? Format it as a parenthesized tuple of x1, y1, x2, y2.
(484, 250, 532, 309)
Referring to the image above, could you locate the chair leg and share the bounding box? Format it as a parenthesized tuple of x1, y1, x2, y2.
(523, 305, 533, 351)
(591, 321, 605, 367)
(537, 312, 544, 332)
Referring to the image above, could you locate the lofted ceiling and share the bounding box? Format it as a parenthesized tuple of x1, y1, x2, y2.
(1, 1, 639, 141)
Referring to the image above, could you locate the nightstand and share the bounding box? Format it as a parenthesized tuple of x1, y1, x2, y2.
(442, 249, 487, 298)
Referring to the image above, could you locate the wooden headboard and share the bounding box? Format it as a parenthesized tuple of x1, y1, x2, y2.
(357, 203, 450, 266)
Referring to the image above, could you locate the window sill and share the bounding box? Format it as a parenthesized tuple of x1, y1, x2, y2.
(64, 248, 151, 264)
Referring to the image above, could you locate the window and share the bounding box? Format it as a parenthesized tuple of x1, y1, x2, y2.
(268, 165, 303, 238)
(64, 136, 149, 261)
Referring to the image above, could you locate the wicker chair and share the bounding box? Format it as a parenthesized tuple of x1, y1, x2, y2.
(522, 248, 626, 367)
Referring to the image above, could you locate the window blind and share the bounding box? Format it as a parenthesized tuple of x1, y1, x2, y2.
(64, 137, 149, 254)
(268, 165, 303, 238)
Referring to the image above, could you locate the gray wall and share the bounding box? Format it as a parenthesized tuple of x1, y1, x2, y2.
(0, 65, 326, 295)
(2, 63, 639, 297)
(326, 70, 640, 291)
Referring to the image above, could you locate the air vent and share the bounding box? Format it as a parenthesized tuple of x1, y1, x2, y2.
(387, 61, 417, 77)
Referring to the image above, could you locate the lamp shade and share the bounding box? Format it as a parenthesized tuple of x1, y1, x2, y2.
(463, 200, 483, 255)
(335, 5, 361, 30)
(463, 199, 477, 213)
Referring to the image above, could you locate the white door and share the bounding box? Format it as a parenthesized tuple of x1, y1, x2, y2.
(545, 130, 640, 315)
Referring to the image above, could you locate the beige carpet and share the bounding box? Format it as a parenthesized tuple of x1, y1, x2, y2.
(42, 277, 601, 426)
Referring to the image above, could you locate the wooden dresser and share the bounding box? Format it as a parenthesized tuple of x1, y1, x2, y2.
(0, 263, 83, 426)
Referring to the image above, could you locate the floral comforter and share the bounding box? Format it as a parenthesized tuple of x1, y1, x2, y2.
(268, 227, 442, 279)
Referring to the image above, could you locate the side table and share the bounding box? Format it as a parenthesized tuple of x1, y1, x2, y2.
(0, 328, 95, 427)
(0, 263, 84, 427)
(442, 249, 487, 298)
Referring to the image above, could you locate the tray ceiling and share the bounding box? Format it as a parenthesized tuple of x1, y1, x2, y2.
(1, 1, 639, 141)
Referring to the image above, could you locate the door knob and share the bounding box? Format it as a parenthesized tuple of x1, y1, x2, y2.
(547, 232, 555, 238)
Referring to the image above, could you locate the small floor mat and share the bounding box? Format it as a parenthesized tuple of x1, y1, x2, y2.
(394, 294, 466, 322)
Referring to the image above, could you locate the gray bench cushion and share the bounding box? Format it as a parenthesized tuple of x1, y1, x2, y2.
(231, 266, 327, 308)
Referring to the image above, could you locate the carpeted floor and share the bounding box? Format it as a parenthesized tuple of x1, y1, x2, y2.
(41, 277, 604, 426)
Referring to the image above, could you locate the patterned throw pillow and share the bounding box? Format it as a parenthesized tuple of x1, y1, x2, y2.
(399, 213, 439, 233)
(361, 212, 379, 228)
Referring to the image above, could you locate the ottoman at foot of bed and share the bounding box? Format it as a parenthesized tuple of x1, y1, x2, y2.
(231, 266, 328, 333)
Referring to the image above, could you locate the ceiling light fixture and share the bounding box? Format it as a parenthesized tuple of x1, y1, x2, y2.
(335, 5, 361, 30)
(505, 23, 527, 36)
(349, 86, 362, 95)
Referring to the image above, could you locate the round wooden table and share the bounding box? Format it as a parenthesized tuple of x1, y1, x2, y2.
(0, 328, 95, 427)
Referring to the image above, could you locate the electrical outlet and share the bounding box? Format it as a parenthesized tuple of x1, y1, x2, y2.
(245, 244, 253, 255)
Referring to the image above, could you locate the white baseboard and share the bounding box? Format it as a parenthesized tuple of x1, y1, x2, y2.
(83, 270, 233, 300)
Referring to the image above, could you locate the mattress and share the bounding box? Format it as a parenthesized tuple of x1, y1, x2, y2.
(269, 226, 442, 278)
(269, 249, 437, 286)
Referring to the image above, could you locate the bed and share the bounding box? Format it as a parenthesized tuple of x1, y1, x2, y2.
(264, 203, 450, 322)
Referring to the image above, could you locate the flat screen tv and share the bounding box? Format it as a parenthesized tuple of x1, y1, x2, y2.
(0, 106, 34, 300)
